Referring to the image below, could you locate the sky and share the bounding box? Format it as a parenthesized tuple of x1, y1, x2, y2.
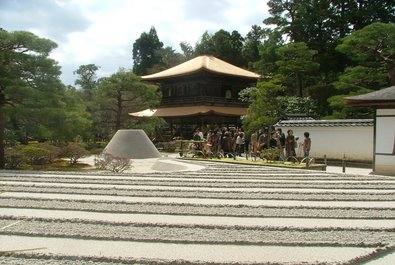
(0, 0, 270, 86)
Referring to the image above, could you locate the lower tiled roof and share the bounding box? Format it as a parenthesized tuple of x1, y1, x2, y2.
(130, 105, 247, 118)
(275, 119, 373, 127)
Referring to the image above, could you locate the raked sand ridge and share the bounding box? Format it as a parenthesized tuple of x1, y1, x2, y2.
(0, 158, 395, 264)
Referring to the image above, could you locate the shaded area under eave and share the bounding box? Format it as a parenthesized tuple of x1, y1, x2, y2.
(129, 106, 247, 118)
(140, 55, 260, 81)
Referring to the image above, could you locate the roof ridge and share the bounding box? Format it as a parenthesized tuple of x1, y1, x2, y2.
(202, 55, 210, 69)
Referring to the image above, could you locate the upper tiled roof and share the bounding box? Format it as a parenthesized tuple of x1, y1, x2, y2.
(275, 119, 373, 127)
(141, 55, 260, 81)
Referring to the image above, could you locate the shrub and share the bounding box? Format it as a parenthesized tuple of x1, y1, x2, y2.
(61, 143, 90, 165)
(163, 141, 178, 152)
(4, 146, 24, 169)
(21, 146, 50, 165)
(36, 142, 62, 163)
(85, 141, 108, 152)
(155, 141, 178, 152)
(259, 147, 281, 162)
(94, 153, 132, 173)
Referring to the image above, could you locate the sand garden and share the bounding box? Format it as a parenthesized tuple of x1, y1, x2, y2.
(0, 157, 395, 264)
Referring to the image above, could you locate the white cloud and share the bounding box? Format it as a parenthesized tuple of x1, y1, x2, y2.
(0, 0, 269, 86)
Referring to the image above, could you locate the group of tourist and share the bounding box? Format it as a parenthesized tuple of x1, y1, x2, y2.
(192, 127, 245, 158)
(251, 128, 311, 161)
(191, 126, 311, 161)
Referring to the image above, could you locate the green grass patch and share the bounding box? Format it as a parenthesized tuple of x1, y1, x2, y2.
(26, 159, 94, 172)
(182, 156, 326, 170)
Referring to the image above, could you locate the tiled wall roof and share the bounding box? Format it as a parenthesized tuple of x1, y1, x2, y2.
(275, 119, 373, 127)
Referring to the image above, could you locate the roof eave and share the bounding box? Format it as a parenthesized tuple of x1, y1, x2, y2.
(141, 69, 202, 81)
(346, 99, 395, 108)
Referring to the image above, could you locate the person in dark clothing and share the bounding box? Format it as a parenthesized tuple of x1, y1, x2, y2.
(257, 127, 270, 151)
(269, 132, 278, 148)
(221, 131, 233, 158)
(276, 128, 286, 160)
(285, 129, 297, 158)
(276, 128, 286, 148)
(303, 132, 312, 158)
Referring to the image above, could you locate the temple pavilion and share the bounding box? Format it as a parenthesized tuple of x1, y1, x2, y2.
(130, 55, 260, 140)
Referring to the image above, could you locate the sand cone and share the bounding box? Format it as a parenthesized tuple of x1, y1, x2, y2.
(103, 129, 161, 159)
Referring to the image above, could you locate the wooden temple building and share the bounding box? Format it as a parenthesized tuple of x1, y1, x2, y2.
(130, 55, 260, 140)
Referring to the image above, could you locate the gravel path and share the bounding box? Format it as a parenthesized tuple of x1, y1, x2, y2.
(1, 160, 395, 264)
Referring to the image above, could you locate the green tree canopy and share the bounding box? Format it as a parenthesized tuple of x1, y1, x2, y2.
(0, 29, 92, 168)
(147, 46, 185, 74)
(0, 29, 58, 168)
(326, 22, 395, 118)
(242, 25, 265, 68)
(336, 22, 395, 86)
(95, 69, 160, 137)
(73, 64, 100, 90)
(194, 29, 245, 66)
(73, 64, 100, 100)
(277, 96, 319, 119)
(276, 42, 319, 97)
(241, 77, 285, 132)
(132, 27, 164, 75)
(180, 41, 194, 60)
(264, 0, 395, 81)
(194, 31, 214, 55)
(254, 29, 284, 76)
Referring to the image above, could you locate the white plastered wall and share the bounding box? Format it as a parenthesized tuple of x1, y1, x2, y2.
(276, 126, 373, 161)
(375, 109, 395, 175)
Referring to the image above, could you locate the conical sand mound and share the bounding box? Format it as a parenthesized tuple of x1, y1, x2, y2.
(103, 129, 161, 159)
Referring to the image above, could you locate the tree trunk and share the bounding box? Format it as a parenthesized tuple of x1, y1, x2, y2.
(387, 61, 395, 86)
(393, 130, 395, 155)
(115, 91, 122, 130)
(296, 72, 303, 97)
(0, 107, 5, 169)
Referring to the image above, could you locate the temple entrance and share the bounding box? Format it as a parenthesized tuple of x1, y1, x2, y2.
(154, 115, 242, 141)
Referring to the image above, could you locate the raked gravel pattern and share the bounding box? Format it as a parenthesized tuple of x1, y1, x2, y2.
(1, 160, 395, 264)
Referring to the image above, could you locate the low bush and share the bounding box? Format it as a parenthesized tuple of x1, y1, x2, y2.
(85, 141, 108, 152)
(4, 146, 24, 169)
(259, 147, 281, 162)
(5, 142, 92, 169)
(5, 143, 61, 168)
(21, 146, 50, 165)
(155, 141, 177, 152)
(61, 143, 90, 165)
(36, 142, 62, 163)
(94, 153, 132, 173)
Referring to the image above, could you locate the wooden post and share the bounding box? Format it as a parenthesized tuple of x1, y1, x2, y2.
(342, 154, 346, 173)
(324, 155, 327, 165)
(180, 140, 184, 157)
